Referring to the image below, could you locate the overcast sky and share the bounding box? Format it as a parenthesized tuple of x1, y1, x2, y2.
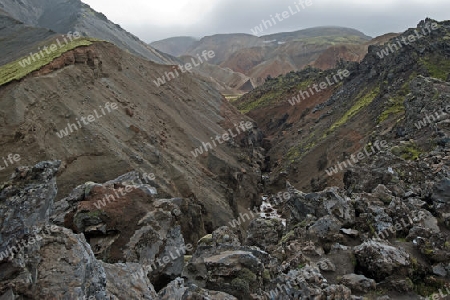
(82, 0, 449, 42)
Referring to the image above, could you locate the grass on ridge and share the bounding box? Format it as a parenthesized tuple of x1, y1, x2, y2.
(0, 38, 95, 87)
(326, 86, 380, 135)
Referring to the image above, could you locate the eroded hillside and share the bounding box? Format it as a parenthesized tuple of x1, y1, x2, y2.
(0, 40, 263, 244)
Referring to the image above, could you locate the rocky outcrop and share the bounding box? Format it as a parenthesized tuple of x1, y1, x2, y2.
(158, 278, 238, 300)
(51, 171, 203, 291)
(354, 241, 411, 281)
(340, 274, 376, 293)
(102, 263, 158, 299)
(0, 161, 157, 299)
(184, 227, 269, 299)
(244, 217, 284, 252)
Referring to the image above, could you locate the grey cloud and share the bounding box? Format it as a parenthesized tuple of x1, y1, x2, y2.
(86, 0, 450, 42)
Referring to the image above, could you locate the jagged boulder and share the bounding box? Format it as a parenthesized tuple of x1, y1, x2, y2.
(51, 171, 201, 289)
(245, 217, 284, 252)
(354, 240, 411, 281)
(340, 274, 376, 293)
(0, 225, 109, 299)
(0, 160, 60, 249)
(263, 266, 351, 299)
(184, 226, 270, 299)
(288, 186, 355, 228)
(432, 178, 450, 214)
(0, 161, 158, 299)
(308, 215, 343, 239)
(158, 278, 238, 300)
(102, 262, 158, 299)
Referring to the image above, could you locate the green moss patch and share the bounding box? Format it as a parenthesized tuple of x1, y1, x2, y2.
(327, 87, 380, 134)
(391, 142, 422, 160)
(197, 234, 213, 245)
(420, 55, 450, 81)
(234, 68, 322, 114)
(0, 38, 95, 87)
(279, 230, 296, 244)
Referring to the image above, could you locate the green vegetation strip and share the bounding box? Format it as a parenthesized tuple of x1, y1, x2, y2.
(327, 87, 380, 135)
(237, 77, 314, 114)
(420, 55, 450, 81)
(0, 38, 94, 87)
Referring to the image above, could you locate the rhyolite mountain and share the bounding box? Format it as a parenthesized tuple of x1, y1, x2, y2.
(151, 27, 374, 89)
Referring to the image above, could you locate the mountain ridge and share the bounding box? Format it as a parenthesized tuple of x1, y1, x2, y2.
(0, 0, 176, 65)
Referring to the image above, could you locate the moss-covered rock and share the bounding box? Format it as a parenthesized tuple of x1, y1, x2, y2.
(197, 234, 213, 246)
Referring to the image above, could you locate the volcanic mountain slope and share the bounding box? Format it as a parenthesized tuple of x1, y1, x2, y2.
(150, 36, 199, 57)
(0, 0, 175, 64)
(169, 33, 266, 65)
(178, 55, 254, 94)
(311, 33, 401, 70)
(152, 27, 372, 88)
(0, 9, 58, 65)
(0, 38, 264, 244)
(233, 18, 450, 193)
(1, 13, 450, 299)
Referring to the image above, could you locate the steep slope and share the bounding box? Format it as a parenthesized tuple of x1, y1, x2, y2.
(0, 40, 262, 242)
(0, 10, 57, 65)
(0, 0, 176, 64)
(234, 19, 450, 193)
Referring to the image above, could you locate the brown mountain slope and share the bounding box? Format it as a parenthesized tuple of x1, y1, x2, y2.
(0, 41, 262, 240)
(312, 33, 401, 70)
(153, 28, 372, 89)
(178, 55, 254, 93)
(186, 33, 265, 65)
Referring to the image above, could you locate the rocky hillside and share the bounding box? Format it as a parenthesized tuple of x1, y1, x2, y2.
(234, 18, 450, 193)
(1, 1, 450, 297)
(0, 0, 175, 65)
(0, 37, 267, 248)
(208, 18, 450, 299)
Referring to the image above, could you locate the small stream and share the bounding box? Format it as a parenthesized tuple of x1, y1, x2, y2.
(259, 196, 286, 226)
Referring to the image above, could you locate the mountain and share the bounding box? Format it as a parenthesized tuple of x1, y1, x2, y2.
(0, 9, 57, 65)
(261, 26, 372, 42)
(311, 33, 400, 70)
(150, 36, 199, 57)
(178, 55, 254, 93)
(0, 0, 176, 64)
(152, 27, 372, 89)
(227, 18, 450, 298)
